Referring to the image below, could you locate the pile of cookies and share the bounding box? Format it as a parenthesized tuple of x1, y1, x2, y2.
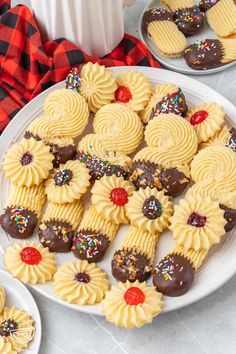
(0, 284, 35, 353)
(0, 62, 236, 329)
(143, 0, 236, 70)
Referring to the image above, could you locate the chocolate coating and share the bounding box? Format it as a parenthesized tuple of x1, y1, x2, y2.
(150, 88, 188, 119)
(220, 204, 236, 232)
(174, 7, 204, 37)
(143, 7, 174, 33)
(77, 150, 127, 182)
(24, 131, 41, 141)
(199, 0, 219, 11)
(153, 253, 195, 296)
(51, 143, 76, 168)
(39, 220, 74, 252)
(129, 161, 190, 197)
(0, 206, 38, 239)
(72, 229, 110, 263)
(0, 319, 18, 337)
(112, 250, 152, 283)
(226, 128, 236, 152)
(184, 39, 222, 70)
(142, 196, 162, 219)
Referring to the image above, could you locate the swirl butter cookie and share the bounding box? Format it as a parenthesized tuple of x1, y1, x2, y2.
(102, 280, 163, 328)
(2, 138, 53, 187)
(66, 63, 117, 113)
(169, 195, 226, 251)
(187, 102, 225, 142)
(184, 39, 236, 70)
(45, 160, 90, 204)
(0, 307, 34, 353)
(3, 242, 56, 284)
(143, 8, 187, 57)
(91, 175, 134, 225)
(53, 260, 109, 305)
(39, 200, 83, 252)
(0, 184, 46, 239)
(114, 71, 152, 112)
(190, 145, 236, 182)
(72, 205, 119, 263)
(199, 0, 236, 37)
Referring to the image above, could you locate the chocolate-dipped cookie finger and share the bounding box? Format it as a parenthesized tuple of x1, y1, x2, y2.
(0, 184, 46, 239)
(185, 39, 236, 70)
(72, 206, 119, 263)
(143, 8, 187, 57)
(39, 200, 83, 252)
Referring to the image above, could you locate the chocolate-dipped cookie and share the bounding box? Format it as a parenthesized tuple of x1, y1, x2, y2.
(220, 204, 236, 232)
(50, 141, 76, 168)
(153, 253, 195, 296)
(0, 207, 38, 239)
(174, 6, 204, 37)
(39, 220, 74, 252)
(129, 160, 190, 197)
(142, 7, 174, 34)
(226, 128, 236, 152)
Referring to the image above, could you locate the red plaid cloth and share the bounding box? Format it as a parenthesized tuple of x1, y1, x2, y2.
(0, 0, 160, 133)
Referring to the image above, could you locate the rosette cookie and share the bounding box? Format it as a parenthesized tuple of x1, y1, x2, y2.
(145, 114, 198, 165)
(112, 225, 158, 282)
(143, 8, 187, 57)
(190, 145, 236, 183)
(0, 184, 46, 239)
(0, 307, 34, 353)
(2, 138, 53, 187)
(184, 39, 236, 70)
(72, 206, 119, 263)
(91, 175, 134, 225)
(39, 200, 83, 252)
(129, 148, 190, 197)
(114, 70, 152, 112)
(45, 160, 90, 204)
(53, 260, 109, 305)
(3, 242, 56, 284)
(187, 102, 225, 143)
(126, 188, 173, 234)
(66, 63, 117, 113)
(199, 0, 236, 37)
(102, 280, 163, 328)
(169, 195, 226, 251)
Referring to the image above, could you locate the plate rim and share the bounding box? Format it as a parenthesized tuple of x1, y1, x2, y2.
(0, 66, 236, 317)
(138, 0, 236, 76)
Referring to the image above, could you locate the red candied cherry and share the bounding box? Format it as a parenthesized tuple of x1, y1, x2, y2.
(190, 110, 209, 126)
(124, 287, 145, 305)
(20, 247, 42, 265)
(187, 212, 207, 228)
(115, 86, 132, 103)
(110, 188, 128, 206)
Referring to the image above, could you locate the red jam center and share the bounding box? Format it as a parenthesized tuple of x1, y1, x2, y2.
(21, 152, 33, 166)
(75, 272, 90, 283)
(110, 188, 128, 206)
(190, 110, 209, 126)
(20, 247, 42, 265)
(187, 212, 207, 228)
(124, 287, 145, 305)
(115, 86, 132, 103)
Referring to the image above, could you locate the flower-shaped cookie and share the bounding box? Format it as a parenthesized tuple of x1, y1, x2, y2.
(3, 242, 56, 284)
(45, 160, 90, 204)
(91, 175, 134, 224)
(102, 280, 163, 328)
(53, 260, 109, 305)
(187, 102, 225, 143)
(0, 307, 34, 352)
(169, 195, 226, 251)
(126, 188, 173, 233)
(2, 138, 54, 187)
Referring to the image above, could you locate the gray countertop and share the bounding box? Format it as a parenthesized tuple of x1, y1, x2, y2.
(9, 1, 236, 353)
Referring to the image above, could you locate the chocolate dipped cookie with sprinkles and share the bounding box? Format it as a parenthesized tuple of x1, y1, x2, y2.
(174, 6, 204, 37)
(184, 39, 236, 70)
(0, 184, 46, 239)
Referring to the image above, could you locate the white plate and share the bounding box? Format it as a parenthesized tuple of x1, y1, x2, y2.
(0, 66, 236, 317)
(139, 0, 236, 75)
(0, 268, 41, 353)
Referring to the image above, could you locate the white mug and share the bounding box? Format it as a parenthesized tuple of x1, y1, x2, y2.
(30, 0, 135, 56)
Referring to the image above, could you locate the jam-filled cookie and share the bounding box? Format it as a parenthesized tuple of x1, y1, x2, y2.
(53, 260, 109, 305)
(102, 280, 163, 328)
